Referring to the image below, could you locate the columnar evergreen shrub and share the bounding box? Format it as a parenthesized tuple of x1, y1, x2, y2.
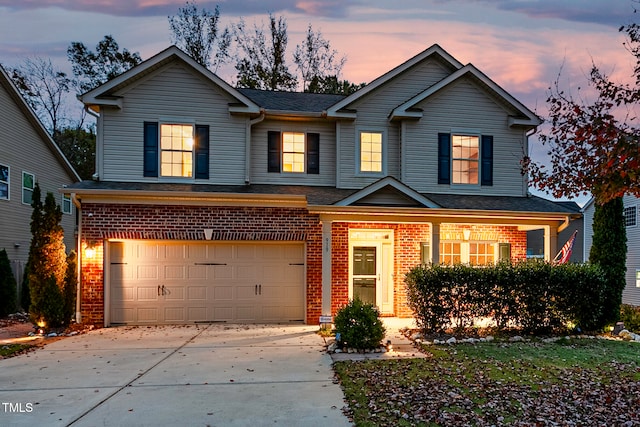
(589, 197, 627, 326)
(63, 251, 77, 324)
(0, 249, 17, 316)
(26, 184, 69, 327)
(334, 297, 386, 350)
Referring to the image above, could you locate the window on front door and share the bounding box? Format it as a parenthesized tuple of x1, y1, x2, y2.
(359, 131, 383, 173)
(160, 124, 194, 177)
(452, 134, 479, 184)
(352, 246, 377, 305)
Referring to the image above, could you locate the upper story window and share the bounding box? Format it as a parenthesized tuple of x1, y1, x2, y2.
(282, 132, 305, 173)
(359, 131, 383, 173)
(160, 124, 194, 178)
(0, 164, 8, 200)
(62, 194, 72, 214)
(624, 205, 637, 227)
(452, 135, 479, 184)
(268, 131, 319, 175)
(22, 171, 34, 205)
(438, 133, 493, 186)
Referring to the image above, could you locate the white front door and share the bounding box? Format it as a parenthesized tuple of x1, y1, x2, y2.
(348, 230, 394, 314)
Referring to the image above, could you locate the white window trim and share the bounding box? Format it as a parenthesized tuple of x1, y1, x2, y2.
(0, 163, 9, 201)
(22, 171, 35, 205)
(624, 205, 637, 228)
(62, 194, 72, 214)
(439, 240, 498, 265)
(159, 121, 196, 180)
(450, 131, 481, 187)
(281, 131, 307, 174)
(356, 128, 387, 176)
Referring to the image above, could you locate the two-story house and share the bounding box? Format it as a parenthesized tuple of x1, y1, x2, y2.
(0, 64, 80, 297)
(69, 45, 579, 326)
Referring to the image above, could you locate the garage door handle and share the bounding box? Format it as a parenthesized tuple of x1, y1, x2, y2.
(158, 285, 161, 296)
(194, 262, 227, 266)
(289, 263, 304, 266)
(255, 284, 262, 295)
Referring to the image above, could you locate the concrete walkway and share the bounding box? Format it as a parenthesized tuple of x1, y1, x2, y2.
(0, 324, 352, 427)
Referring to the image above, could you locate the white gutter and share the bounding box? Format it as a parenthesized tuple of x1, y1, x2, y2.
(246, 111, 265, 184)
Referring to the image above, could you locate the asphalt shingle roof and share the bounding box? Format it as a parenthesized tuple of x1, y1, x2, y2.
(67, 181, 578, 214)
(237, 88, 345, 113)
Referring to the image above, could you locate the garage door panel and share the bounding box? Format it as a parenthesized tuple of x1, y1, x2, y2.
(164, 265, 185, 279)
(110, 241, 305, 325)
(188, 286, 207, 300)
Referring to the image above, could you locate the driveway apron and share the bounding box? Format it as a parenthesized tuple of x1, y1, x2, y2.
(0, 324, 352, 427)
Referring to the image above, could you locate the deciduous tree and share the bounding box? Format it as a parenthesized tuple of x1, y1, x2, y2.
(169, 1, 231, 70)
(233, 14, 297, 91)
(67, 35, 142, 94)
(293, 25, 345, 92)
(9, 57, 71, 136)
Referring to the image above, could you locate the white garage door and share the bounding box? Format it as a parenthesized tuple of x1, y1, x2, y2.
(108, 241, 305, 325)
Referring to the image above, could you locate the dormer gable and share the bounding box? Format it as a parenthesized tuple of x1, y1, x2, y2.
(390, 64, 541, 128)
(79, 45, 260, 115)
(335, 177, 439, 207)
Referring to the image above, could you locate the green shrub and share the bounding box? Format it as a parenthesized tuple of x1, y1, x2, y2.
(406, 260, 609, 335)
(334, 297, 386, 350)
(0, 249, 17, 316)
(620, 305, 640, 333)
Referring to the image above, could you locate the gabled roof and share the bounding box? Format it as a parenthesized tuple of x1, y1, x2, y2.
(390, 64, 541, 126)
(79, 45, 260, 114)
(238, 88, 345, 116)
(0, 64, 81, 182)
(335, 177, 440, 208)
(326, 44, 463, 118)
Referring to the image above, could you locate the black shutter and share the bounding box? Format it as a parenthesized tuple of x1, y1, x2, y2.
(268, 131, 281, 173)
(143, 122, 159, 177)
(194, 125, 209, 179)
(307, 133, 320, 174)
(481, 135, 493, 186)
(437, 133, 450, 184)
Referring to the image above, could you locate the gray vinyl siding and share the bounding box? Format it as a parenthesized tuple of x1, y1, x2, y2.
(0, 79, 77, 266)
(338, 59, 453, 189)
(582, 199, 595, 261)
(250, 119, 336, 186)
(404, 79, 527, 196)
(101, 62, 247, 184)
(622, 194, 640, 306)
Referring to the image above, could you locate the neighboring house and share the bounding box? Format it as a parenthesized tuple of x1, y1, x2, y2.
(0, 64, 81, 292)
(527, 201, 583, 262)
(583, 194, 640, 306)
(70, 45, 580, 327)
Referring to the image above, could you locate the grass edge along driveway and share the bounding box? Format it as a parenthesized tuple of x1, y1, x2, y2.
(334, 338, 640, 426)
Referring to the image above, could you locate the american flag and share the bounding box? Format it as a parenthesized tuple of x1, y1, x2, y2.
(553, 230, 578, 264)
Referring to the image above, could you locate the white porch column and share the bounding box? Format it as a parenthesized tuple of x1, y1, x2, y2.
(431, 221, 440, 264)
(321, 220, 332, 316)
(543, 225, 558, 262)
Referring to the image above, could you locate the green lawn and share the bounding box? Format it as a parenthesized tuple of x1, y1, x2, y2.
(334, 338, 640, 426)
(0, 343, 34, 358)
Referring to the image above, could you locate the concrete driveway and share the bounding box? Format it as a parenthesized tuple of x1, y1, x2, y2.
(0, 324, 352, 427)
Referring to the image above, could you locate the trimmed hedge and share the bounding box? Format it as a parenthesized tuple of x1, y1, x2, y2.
(406, 260, 607, 335)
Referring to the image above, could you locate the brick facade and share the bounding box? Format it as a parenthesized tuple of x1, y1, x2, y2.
(79, 202, 530, 326)
(79, 203, 322, 325)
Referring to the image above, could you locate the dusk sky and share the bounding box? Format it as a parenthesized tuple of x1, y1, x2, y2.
(1, 0, 638, 205)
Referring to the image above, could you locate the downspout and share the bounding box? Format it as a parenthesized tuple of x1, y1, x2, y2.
(71, 193, 82, 324)
(524, 127, 537, 196)
(84, 106, 101, 180)
(245, 111, 265, 184)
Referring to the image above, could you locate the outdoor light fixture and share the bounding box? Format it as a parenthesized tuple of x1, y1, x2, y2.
(203, 229, 213, 240)
(84, 241, 96, 259)
(463, 228, 471, 241)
